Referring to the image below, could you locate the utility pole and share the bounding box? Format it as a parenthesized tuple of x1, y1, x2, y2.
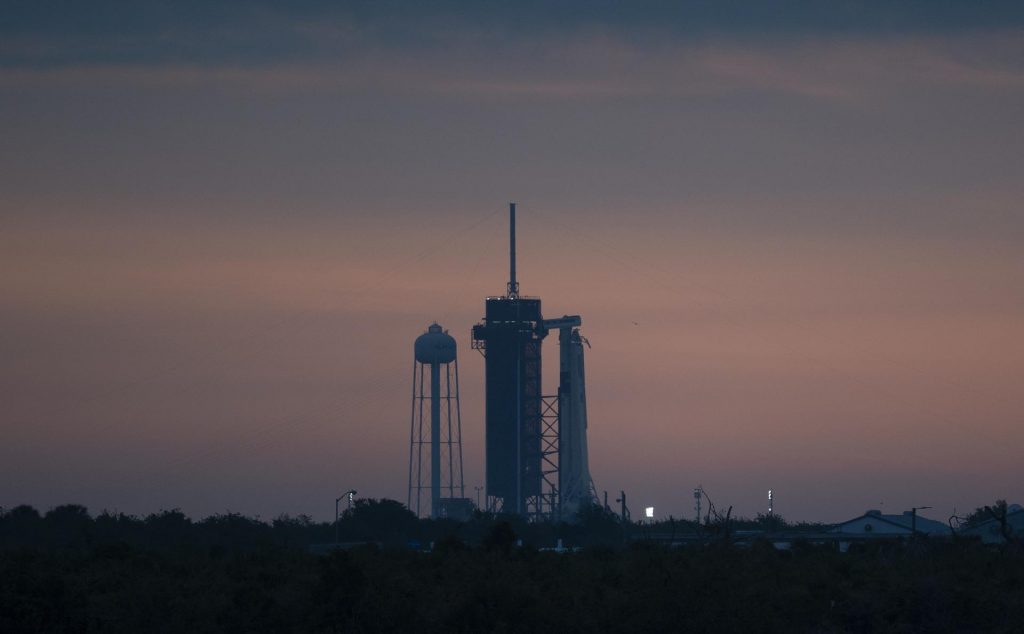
(616, 491, 630, 522)
(335, 489, 357, 545)
(910, 506, 931, 535)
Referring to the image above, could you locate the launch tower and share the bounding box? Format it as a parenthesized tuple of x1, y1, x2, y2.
(472, 204, 596, 520)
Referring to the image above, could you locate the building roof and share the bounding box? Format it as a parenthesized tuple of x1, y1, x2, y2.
(832, 510, 949, 535)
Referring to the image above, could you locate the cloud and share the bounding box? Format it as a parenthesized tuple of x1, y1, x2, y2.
(2, 29, 1022, 105)
(4, 0, 1024, 69)
(3, 1, 1023, 104)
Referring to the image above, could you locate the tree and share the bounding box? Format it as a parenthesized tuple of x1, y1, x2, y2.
(481, 521, 517, 553)
(341, 498, 417, 545)
(573, 501, 622, 545)
(983, 500, 1019, 547)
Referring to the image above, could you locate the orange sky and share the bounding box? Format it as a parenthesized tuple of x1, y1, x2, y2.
(2, 5, 1023, 522)
(3, 204, 1021, 522)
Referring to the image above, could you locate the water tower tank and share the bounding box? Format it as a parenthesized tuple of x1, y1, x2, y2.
(414, 323, 456, 365)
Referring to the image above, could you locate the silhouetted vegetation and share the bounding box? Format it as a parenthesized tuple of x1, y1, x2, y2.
(2, 501, 1023, 632)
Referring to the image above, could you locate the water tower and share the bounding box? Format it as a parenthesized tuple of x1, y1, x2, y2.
(408, 323, 469, 519)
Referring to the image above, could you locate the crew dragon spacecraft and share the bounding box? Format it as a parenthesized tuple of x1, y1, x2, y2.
(472, 203, 597, 521)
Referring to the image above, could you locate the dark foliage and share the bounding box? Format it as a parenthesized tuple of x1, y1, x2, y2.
(2, 502, 1022, 633)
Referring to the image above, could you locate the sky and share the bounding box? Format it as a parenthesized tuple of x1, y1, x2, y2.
(2, 1, 1023, 523)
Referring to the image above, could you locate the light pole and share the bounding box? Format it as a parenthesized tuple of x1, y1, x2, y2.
(910, 506, 931, 535)
(474, 486, 482, 510)
(335, 489, 357, 545)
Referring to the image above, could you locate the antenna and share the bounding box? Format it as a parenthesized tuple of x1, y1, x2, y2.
(507, 202, 519, 299)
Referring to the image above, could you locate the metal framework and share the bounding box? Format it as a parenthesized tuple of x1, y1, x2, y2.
(524, 394, 560, 521)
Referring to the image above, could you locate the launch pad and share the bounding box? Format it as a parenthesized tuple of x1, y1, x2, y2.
(472, 203, 597, 521)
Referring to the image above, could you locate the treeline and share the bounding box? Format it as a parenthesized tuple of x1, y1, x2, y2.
(0, 500, 823, 553)
(2, 502, 1023, 632)
(0, 500, 623, 552)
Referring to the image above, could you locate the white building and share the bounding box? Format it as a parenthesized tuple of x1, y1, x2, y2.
(832, 509, 949, 537)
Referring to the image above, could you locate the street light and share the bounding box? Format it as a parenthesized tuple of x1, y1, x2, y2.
(474, 486, 483, 510)
(335, 489, 357, 545)
(910, 506, 931, 535)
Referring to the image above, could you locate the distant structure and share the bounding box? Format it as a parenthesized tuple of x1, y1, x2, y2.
(961, 505, 1024, 544)
(832, 509, 948, 537)
(408, 323, 471, 519)
(472, 203, 597, 520)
